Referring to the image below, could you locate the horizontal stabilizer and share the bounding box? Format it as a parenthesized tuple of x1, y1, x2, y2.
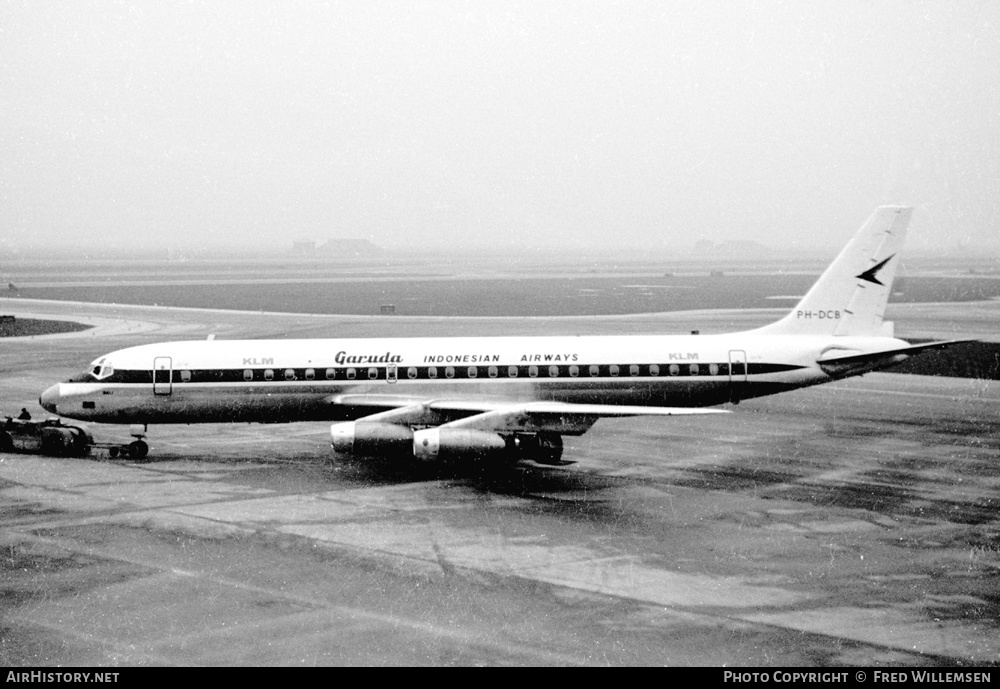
(817, 339, 975, 377)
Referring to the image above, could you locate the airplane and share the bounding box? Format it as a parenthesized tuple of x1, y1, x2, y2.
(39, 206, 968, 462)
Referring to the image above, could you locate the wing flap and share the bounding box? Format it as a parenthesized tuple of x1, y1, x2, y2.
(437, 401, 726, 435)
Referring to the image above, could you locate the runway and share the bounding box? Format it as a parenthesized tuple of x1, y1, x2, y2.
(1, 298, 998, 666)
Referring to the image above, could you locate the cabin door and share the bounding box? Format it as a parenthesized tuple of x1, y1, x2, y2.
(153, 357, 173, 396)
(728, 350, 747, 403)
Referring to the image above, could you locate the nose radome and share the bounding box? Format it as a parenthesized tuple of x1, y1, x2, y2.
(39, 384, 60, 414)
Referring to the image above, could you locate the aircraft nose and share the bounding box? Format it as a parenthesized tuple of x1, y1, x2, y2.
(39, 384, 60, 414)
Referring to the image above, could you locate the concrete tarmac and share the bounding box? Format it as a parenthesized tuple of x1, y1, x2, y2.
(1, 298, 998, 666)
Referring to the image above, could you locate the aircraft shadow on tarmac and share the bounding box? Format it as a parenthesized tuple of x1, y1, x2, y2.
(326, 452, 638, 518)
(332, 452, 617, 490)
(109, 445, 619, 499)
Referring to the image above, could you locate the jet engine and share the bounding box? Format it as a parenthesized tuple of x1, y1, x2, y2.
(330, 421, 414, 457)
(412, 428, 507, 462)
(330, 422, 552, 464)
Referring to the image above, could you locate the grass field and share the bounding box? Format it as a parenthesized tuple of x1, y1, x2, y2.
(0, 317, 91, 338)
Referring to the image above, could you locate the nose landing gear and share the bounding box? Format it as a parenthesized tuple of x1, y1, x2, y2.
(107, 439, 149, 460)
(105, 425, 149, 460)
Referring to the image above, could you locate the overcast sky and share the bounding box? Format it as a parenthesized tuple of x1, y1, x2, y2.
(2, 1, 998, 255)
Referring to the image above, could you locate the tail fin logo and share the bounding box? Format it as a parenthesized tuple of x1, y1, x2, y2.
(856, 254, 895, 286)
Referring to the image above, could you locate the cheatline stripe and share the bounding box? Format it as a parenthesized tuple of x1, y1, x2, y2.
(88, 362, 806, 385)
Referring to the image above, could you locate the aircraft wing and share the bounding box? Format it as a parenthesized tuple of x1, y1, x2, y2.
(817, 339, 976, 377)
(328, 394, 725, 435)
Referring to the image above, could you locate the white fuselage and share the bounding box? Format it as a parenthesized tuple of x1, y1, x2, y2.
(40, 331, 905, 425)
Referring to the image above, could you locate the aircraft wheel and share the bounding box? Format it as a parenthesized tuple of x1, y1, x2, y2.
(0, 432, 12, 452)
(534, 434, 564, 465)
(108, 447, 119, 458)
(127, 440, 148, 460)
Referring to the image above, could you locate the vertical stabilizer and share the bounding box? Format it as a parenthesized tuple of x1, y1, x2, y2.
(756, 206, 912, 336)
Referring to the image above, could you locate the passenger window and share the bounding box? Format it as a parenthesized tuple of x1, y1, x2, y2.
(629, 364, 639, 376)
(325, 368, 336, 380)
(609, 365, 619, 377)
(589, 365, 599, 377)
(689, 364, 699, 375)
(244, 369, 253, 382)
(709, 363, 719, 375)
(528, 366, 538, 378)
(548, 365, 559, 377)
(445, 366, 455, 379)
(264, 369, 274, 381)
(368, 367, 378, 380)
(488, 366, 498, 378)
(669, 364, 679, 376)
(347, 368, 356, 380)
(569, 365, 579, 377)
(305, 368, 315, 380)
(508, 366, 518, 378)
(468, 366, 477, 378)
(180, 370, 191, 382)
(408, 367, 418, 379)
(428, 367, 438, 379)
(650, 364, 660, 376)
(284, 368, 296, 380)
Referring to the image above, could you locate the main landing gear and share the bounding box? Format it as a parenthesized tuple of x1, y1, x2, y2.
(508, 433, 566, 465)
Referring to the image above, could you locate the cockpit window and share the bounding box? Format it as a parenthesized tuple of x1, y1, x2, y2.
(65, 358, 115, 383)
(89, 359, 114, 380)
